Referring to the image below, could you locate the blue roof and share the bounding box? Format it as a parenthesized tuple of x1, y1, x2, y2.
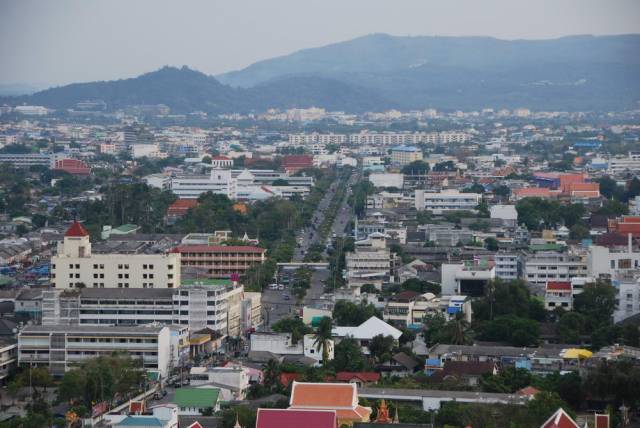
(391, 145, 420, 152)
(115, 416, 165, 427)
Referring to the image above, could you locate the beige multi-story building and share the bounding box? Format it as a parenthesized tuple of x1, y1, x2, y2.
(173, 244, 266, 279)
(50, 221, 181, 289)
(390, 146, 423, 166)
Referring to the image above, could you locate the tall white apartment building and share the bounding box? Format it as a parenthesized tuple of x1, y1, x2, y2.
(494, 253, 523, 280)
(51, 221, 181, 289)
(288, 133, 348, 145)
(18, 324, 170, 377)
(349, 132, 468, 145)
(414, 190, 481, 213)
(524, 251, 587, 286)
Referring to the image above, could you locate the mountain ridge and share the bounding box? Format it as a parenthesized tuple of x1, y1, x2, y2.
(3, 33, 640, 113)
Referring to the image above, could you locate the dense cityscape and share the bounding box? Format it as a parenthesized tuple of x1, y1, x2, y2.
(0, 1, 640, 428)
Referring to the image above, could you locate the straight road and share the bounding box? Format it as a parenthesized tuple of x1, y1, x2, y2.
(262, 168, 354, 329)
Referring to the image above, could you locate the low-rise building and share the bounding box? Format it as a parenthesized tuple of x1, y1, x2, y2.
(415, 190, 481, 213)
(383, 292, 472, 327)
(544, 281, 573, 311)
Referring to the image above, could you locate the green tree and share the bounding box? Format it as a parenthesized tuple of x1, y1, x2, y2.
(271, 317, 312, 345)
(401, 160, 430, 175)
(484, 237, 499, 251)
(573, 282, 616, 332)
(262, 359, 282, 392)
(333, 337, 369, 372)
(332, 300, 380, 326)
(527, 392, 574, 426)
(313, 316, 333, 365)
(369, 334, 395, 363)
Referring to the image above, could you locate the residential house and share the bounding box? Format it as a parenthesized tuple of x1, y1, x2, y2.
(429, 361, 498, 386)
(332, 317, 402, 355)
(173, 388, 220, 415)
(189, 366, 250, 400)
(544, 281, 573, 311)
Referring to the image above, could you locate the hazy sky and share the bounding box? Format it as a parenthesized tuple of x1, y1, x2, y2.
(1, 0, 639, 87)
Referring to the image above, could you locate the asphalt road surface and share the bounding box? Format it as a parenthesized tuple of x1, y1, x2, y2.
(261, 168, 360, 329)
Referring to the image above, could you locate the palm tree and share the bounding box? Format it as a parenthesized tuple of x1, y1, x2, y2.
(263, 359, 281, 391)
(313, 316, 333, 365)
(446, 312, 472, 345)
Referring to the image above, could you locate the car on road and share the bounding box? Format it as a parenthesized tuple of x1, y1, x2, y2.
(278, 284, 285, 290)
(283, 294, 290, 300)
(268, 283, 278, 290)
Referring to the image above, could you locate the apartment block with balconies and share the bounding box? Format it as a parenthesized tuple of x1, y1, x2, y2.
(17, 324, 170, 377)
(173, 245, 266, 279)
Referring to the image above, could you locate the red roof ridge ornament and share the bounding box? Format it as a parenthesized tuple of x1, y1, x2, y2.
(65, 220, 90, 237)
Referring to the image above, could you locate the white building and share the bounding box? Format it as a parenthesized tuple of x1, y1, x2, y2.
(50, 221, 181, 289)
(383, 293, 472, 327)
(587, 239, 640, 279)
(490, 205, 518, 227)
(524, 251, 587, 286)
(544, 281, 573, 311)
(441, 261, 496, 296)
(608, 152, 640, 174)
(131, 143, 165, 159)
(415, 190, 481, 214)
(332, 316, 401, 355)
(189, 366, 250, 400)
(249, 333, 333, 366)
(494, 253, 522, 280)
(369, 173, 404, 189)
(613, 273, 640, 323)
(14, 105, 49, 116)
(18, 324, 170, 377)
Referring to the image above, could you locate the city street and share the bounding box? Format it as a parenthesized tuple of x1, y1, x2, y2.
(261, 168, 359, 328)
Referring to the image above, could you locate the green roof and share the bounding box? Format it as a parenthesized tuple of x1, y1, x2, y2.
(181, 279, 232, 287)
(529, 243, 565, 252)
(113, 223, 139, 233)
(173, 388, 220, 408)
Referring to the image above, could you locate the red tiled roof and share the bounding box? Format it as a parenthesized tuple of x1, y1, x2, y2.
(392, 290, 421, 302)
(186, 422, 204, 428)
(547, 281, 572, 291)
(53, 158, 91, 175)
(173, 245, 266, 254)
(540, 408, 579, 428)
(167, 199, 198, 216)
(334, 372, 380, 383)
(64, 221, 90, 237)
(280, 372, 302, 387)
(516, 386, 540, 396)
(256, 409, 338, 428)
(290, 382, 357, 408)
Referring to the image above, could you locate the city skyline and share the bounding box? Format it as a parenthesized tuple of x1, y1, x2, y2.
(1, 0, 639, 87)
